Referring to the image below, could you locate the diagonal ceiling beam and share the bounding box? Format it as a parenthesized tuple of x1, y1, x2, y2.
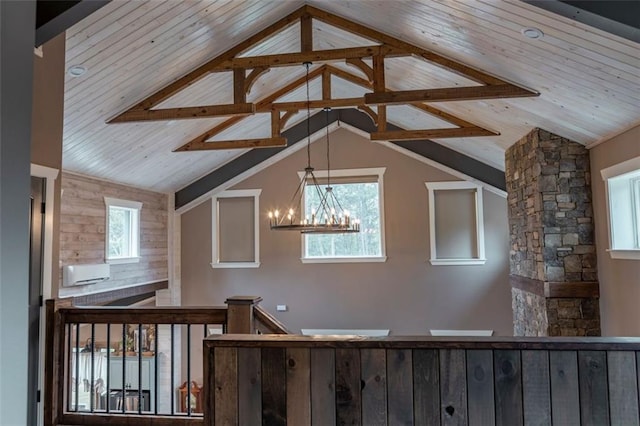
(174, 108, 506, 210)
(109, 4, 537, 149)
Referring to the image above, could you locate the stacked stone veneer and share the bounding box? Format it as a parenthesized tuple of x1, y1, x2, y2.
(506, 128, 600, 336)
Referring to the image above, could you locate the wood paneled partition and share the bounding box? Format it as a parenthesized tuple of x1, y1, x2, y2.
(204, 335, 640, 426)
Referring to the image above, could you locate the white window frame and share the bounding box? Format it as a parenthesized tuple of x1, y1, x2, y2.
(300, 167, 387, 264)
(211, 189, 261, 268)
(425, 181, 486, 266)
(104, 197, 142, 264)
(600, 155, 640, 260)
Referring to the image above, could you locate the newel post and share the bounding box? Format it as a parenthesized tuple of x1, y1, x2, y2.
(225, 296, 263, 334)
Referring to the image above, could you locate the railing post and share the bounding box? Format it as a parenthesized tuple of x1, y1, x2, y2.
(225, 296, 262, 334)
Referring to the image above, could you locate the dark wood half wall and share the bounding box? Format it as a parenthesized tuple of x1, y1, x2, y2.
(174, 108, 506, 209)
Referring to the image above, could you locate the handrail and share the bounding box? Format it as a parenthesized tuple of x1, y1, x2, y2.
(253, 304, 291, 334)
(58, 306, 227, 324)
(46, 302, 229, 426)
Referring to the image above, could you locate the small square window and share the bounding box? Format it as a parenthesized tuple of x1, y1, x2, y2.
(601, 156, 640, 259)
(104, 197, 142, 264)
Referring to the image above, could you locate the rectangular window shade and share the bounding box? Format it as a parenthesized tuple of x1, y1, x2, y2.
(218, 197, 255, 262)
(434, 189, 477, 259)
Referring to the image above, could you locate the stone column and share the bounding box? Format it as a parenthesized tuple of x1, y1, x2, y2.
(506, 128, 600, 336)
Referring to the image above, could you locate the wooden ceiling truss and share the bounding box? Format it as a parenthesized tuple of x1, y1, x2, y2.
(107, 5, 538, 151)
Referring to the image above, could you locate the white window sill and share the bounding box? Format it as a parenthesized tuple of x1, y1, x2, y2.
(607, 249, 640, 260)
(106, 257, 140, 265)
(210, 262, 261, 269)
(301, 256, 387, 264)
(429, 258, 486, 266)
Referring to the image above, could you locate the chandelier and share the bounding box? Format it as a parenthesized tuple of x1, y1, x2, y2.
(267, 63, 359, 234)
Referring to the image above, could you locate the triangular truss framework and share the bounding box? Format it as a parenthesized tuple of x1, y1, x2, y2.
(107, 5, 539, 151)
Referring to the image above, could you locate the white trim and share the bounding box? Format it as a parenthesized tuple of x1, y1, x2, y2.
(430, 329, 493, 336)
(600, 156, 640, 180)
(301, 329, 390, 336)
(30, 164, 58, 300)
(211, 189, 262, 268)
(168, 195, 181, 306)
(425, 181, 486, 266)
(301, 256, 387, 264)
(607, 250, 640, 260)
(106, 257, 140, 265)
(30, 163, 58, 426)
(104, 197, 143, 210)
(300, 167, 386, 262)
(429, 259, 486, 266)
(600, 156, 640, 256)
(211, 262, 261, 268)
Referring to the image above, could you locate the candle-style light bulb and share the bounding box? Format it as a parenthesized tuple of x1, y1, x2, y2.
(275, 210, 279, 218)
(289, 208, 294, 216)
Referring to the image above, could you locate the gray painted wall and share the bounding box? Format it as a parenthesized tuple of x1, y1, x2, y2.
(591, 125, 640, 336)
(181, 128, 512, 336)
(0, 1, 36, 424)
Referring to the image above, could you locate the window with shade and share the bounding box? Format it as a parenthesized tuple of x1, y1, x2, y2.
(425, 181, 486, 265)
(301, 168, 386, 263)
(104, 197, 142, 264)
(211, 189, 261, 268)
(601, 156, 640, 260)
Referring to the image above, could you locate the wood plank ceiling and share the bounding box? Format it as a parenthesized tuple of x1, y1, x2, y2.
(63, 0, 640, 193)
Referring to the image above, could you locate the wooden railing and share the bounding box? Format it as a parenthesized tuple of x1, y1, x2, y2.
(44, 295, 277, 426)
(203, 335, 640, 425)
(254, 304, 291, 335)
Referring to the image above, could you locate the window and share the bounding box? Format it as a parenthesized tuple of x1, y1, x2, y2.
(601, 156, 640, 259)
(211, 189, 261, 268)
(104, 197, 142, 264)
(425, 181, 486, 265)
(302, 168, 386, 263)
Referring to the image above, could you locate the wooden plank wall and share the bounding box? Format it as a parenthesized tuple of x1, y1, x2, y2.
(59, 172, 168, 295)
(206, 345, 640, 426)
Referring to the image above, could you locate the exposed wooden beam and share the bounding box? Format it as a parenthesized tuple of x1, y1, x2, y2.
(370, 127, 498, 141)
(408, 102, 480, 129)
(322, 69, 331, 100)
(300, 13, 313, 52)
(209, 45, 399, 71)
(271, 97, 363, 111)
(365, 85, 538, 105)
(107, 103, 255, 123)
(234, 69, 246, 104)
(345, 58, 374, 82)
(280, 110, 299, 129)
(175, 137, 287, 152)
(305, 5, 508, 85)
(124, 6, 308, 111)
(326, 65, 491, 130)
(175, 66, 326, 151)
(357, 105, 378, 125)
(245, 67, 270, 95)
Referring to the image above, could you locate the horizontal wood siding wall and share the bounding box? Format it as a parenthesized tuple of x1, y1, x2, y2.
(59, 172, 168, 295)
(204, 338, 640, 426)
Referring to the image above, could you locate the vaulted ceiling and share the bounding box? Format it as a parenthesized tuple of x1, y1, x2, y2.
(63, 0, 640, 193)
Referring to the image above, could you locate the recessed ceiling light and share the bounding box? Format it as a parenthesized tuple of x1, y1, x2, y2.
(521, 27, 544, 40)
(68, 65, 87, 77)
